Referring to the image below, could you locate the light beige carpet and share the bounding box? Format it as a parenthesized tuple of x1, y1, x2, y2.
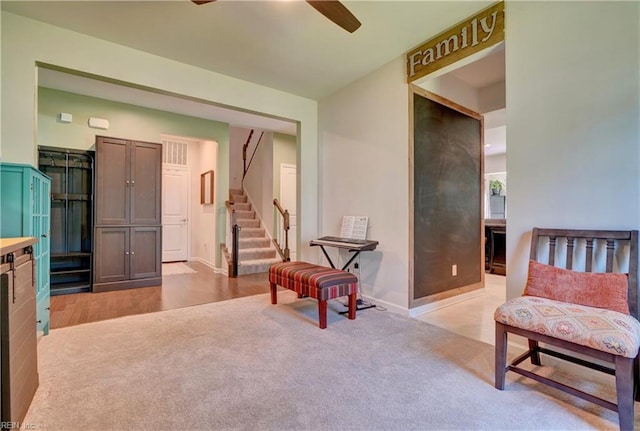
(162, 262, 197, 276)
(25, 291, 633, 430)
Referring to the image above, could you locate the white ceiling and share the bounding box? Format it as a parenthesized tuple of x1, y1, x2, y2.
(4, 0, 506, 152)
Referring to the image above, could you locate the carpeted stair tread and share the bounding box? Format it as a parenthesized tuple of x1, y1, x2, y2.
(239, 247, 277, 260)
(232, 202, 252, 211)
(237, 219, 260, 228)
(226, 189, 282, 276)
(239, 238, 271, 248)
(238, 257, 282, 275)
(239, 228, 266, 238)
(235, 210, 256, 220)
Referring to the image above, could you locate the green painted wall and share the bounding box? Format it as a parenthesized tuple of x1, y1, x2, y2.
(38, 87, 228, 150)
(38, 87, 231, 268)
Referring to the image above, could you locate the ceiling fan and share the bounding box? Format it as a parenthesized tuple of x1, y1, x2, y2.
(191, 0, 362, 33)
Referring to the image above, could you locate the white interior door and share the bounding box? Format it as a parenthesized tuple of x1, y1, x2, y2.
(280, 163, 297, 260)
(162, 166, 189, 262)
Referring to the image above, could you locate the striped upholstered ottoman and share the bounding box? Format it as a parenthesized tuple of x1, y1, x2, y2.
(269, 261, 358, 329)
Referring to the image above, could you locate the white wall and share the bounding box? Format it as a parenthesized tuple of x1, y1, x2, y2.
(419, 73, 480, 113)
(1, 12, 320, 264)
(485, 154, 506, 174)
(319, 57, 410, 310)
(229, 127, 248, 192)
(319, 1, 639, 312)
(188, 140, 218, 267)
(244, 132, 274, 236)
(505, 1, 639, 299)
(479, 81, 506, 114)
(319, 54, 484, 311)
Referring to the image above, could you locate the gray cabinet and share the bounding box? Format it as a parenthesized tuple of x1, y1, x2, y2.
(93, 136, 162, 292)
(489, 195, 506, 219)
(94, 227, 161, 287)
(95, 137, 161, 226)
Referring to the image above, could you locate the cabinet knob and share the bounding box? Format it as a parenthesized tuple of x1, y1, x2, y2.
(126, 180, 130, 185)
(41, 233, 47, 238)
(131, 180, 135, 186)
(36, 320, 42, 324)
(126, 251, 129, 255)
(131, 251, 135, 255)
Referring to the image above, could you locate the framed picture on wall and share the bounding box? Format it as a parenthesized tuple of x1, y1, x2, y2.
(201, 170, 214, 205)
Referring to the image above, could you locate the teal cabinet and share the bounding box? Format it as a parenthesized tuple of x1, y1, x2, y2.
(0, 163, 51, 335)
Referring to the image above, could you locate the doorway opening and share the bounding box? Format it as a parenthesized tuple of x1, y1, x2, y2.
(412, 43, 507, 342)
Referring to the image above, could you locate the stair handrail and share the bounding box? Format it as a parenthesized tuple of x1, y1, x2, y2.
(241, 130, 264, 191)
(225, 200, 240, 277)
(272, 198, 290, 262)
(241, 129, 253, 182)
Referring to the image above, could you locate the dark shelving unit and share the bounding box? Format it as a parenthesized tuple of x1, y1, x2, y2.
(38, 146, 94, 295)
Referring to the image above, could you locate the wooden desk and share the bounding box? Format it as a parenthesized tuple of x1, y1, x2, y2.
(485, 220, 506, 275)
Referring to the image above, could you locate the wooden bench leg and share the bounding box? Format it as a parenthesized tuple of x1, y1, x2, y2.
(348, 292, 356, 320)
(318, 300, 327, 329)
(616, 356, 635, 431)
(495, 322, 507, 390)
(270, 282, 278, 304)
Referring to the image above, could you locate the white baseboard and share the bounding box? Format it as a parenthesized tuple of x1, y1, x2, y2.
(360, 295, 409, 316)
(408, 288, 486, 318)
(189, 256, 225, 274)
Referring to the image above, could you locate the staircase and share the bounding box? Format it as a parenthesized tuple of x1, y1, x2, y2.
(225, 189, 281, 276)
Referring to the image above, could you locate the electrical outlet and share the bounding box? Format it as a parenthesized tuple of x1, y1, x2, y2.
(452, 264, 457, 276)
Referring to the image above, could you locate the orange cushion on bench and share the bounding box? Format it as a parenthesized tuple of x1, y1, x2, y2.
(524, 260, 629, 315)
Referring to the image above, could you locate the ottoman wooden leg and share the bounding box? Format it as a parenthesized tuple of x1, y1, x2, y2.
(348, 292, 357, 320)
(318, 300, 327, 329)
(270, 282, 278, 304)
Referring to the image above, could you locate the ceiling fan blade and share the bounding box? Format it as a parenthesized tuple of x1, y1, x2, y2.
(192, 0, 215, 5)
(306, 1, 361, 33)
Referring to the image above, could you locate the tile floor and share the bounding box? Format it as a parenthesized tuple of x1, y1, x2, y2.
(414, 273, 506, 346)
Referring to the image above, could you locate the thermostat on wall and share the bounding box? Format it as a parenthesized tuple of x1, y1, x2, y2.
(58, 112, 72, 123)
(88, 117, 109, 129)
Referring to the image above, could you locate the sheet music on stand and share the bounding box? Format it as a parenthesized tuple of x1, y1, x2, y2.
(339, 216, 368, 240)
(335, 216, 375, 313)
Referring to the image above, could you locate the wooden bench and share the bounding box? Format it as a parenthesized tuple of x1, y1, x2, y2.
(269, 261, 358, 329)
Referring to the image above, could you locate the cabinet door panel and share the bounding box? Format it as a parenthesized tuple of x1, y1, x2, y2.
(94, 227, 129, 283)
(32, 172, 50, 310)
(96, 138, 129, 225)
(130, 142, 162, 225)
(0, 167, 26, 237)
(130, 227, 161, 279)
